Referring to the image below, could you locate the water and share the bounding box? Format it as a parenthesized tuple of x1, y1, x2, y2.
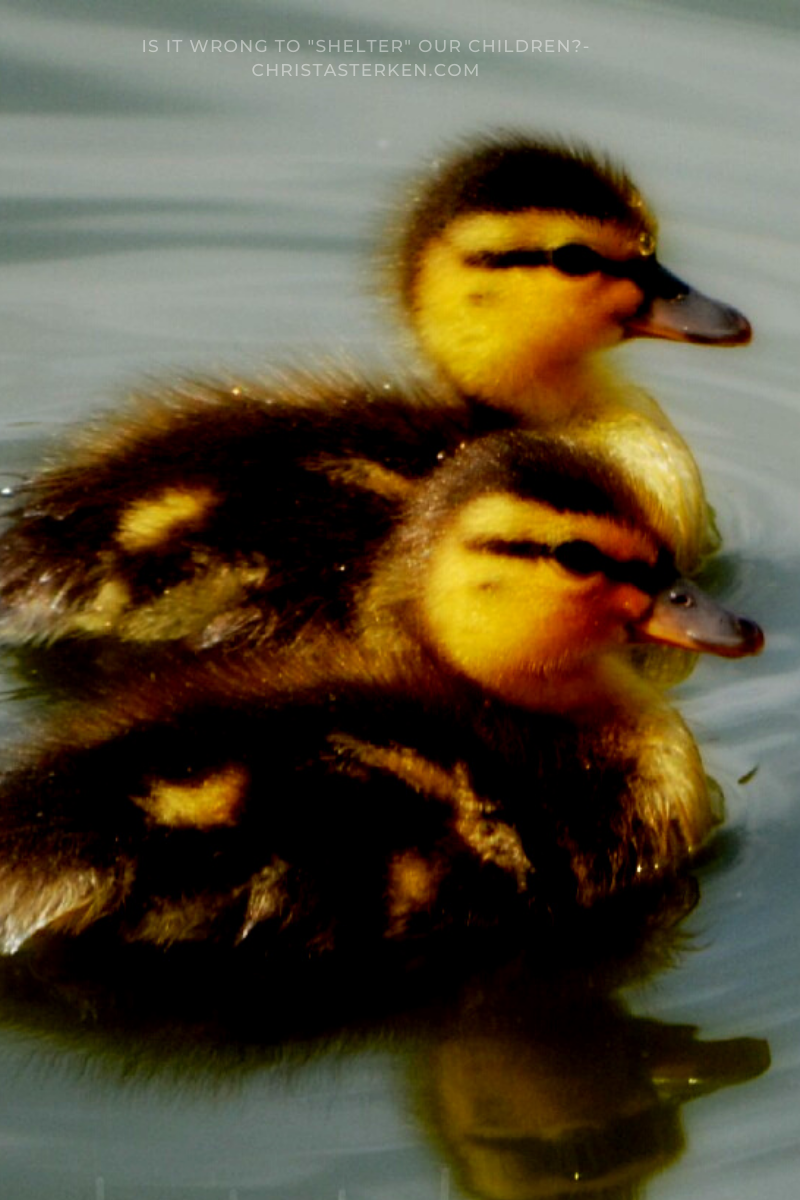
(0, 0, 798, 1196)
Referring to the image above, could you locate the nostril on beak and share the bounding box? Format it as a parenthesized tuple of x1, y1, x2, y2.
(669, 588, 695, 609)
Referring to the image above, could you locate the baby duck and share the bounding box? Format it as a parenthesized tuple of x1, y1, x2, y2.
(0, 134, 750, 654)
(399, 135, 749, 405)
(0, 432, 762, 955)
(395, 134, 750, 570)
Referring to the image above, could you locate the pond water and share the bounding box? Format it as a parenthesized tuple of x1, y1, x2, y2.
(0, 0, 798, 1196)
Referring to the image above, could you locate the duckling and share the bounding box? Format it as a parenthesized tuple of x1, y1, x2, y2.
(393, 134, 750, 571)
(0, 134, 750, 654)
(0, 431, 762, 955)
(398, 136, 749, 394)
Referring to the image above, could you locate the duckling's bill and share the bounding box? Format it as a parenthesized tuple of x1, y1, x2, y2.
(624, 262, 751, 346)
(633, 580, 764, 658)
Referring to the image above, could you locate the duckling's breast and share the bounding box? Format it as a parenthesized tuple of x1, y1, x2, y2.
(571, 402, 717, 575)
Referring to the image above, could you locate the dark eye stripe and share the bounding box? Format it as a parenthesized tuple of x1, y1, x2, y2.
(464, 249, 553, 270)
(463, 243, 658, 283)
(466, 537, 674, 594)
(468, 538, 550, 560)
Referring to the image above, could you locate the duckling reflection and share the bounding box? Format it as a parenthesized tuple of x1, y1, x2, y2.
(0, 135, 750, 654)
(0, 432, 762, 954)
(413, 960, 770, 1200)
(0, 925, 769, 1200)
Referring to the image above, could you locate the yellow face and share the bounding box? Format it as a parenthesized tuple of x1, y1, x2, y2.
(410, 210, 655, 406)
(419, 493, 659, 706)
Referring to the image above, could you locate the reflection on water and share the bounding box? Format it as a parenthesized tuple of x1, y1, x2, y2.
(0, 888, 769, 1200)
(416, 971, 768, 1200)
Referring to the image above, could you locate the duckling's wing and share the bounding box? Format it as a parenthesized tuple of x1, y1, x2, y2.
(0, 681, 535, 953)
(0, 699, 317, 952)
(0, 377, 482, 652)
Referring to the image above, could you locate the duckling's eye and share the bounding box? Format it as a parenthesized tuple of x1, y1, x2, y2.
(553, 540, 607, 575)
(548, 245, 605, 277)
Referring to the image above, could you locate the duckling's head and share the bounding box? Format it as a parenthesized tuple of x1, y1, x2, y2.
(395, 134, 751, 410)
(362, 432, 763, 710)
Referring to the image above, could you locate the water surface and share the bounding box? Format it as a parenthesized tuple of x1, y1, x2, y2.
(0, 0, 798, 1196)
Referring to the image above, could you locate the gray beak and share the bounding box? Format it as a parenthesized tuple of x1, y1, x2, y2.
(624, 264, 752, 346)
(634, 580, 764, 658)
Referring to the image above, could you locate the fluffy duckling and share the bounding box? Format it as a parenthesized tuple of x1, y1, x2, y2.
(0, 432, 762, 955)
(398, 135, 749, 402)
(394, 134, 750, 571)
(0, 134, 750, 653)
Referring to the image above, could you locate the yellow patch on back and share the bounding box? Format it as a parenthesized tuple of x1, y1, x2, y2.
(118, 560, 269, 643)
(117, 486, 217, 552)
(311, 456, 415, 503)
(386, 850, 441, 934)
(332, 736, 530, 891)
(70, 577, 131, 634)
(131, 891, 240, 945)
(136, 763, 249, 828)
